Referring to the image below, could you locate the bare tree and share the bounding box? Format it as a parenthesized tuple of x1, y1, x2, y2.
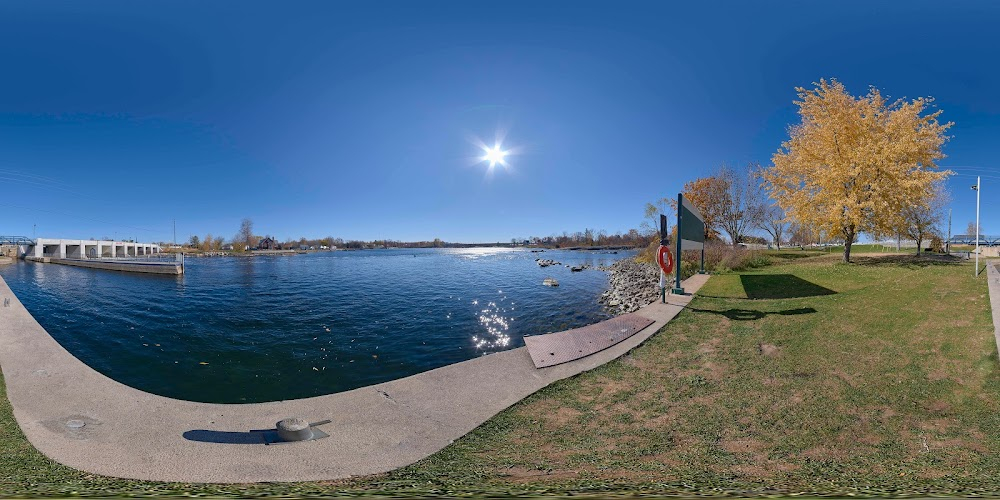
(966, 221, 983, 236)
(902, 181, 950, 254)
(717, 163, 766, 246)
(235, 218, 256, 251)
(760, 204, 787, 249)
(787, 222, 815, 247)
(641, 198, 673, 238)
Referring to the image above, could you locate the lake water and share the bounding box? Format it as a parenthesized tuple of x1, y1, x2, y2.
(0, 248, 631, 403)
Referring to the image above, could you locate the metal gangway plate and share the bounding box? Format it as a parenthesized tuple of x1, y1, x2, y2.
(524, 312, 654, 368)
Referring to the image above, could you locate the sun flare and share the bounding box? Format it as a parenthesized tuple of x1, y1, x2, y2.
(483, 145, 508, 167)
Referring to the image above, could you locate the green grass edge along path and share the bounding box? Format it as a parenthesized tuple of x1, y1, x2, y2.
(3, 251, 999, 497)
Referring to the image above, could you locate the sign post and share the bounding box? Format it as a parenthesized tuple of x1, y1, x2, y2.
(657, 214, 672, 303)
(672, 192, 706, 295)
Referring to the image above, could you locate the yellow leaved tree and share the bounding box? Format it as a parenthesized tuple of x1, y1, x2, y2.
(764, 79, 953, 262)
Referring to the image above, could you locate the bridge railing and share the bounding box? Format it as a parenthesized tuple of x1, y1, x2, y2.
(948, 235, 1000, 246)
(0, 236, 35, 246)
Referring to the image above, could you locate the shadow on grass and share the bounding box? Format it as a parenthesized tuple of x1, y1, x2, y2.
(740, 274, 836, 299)
(687, 306, 817, 321)
(699, 274, 836, 300)
(854, 254, 963, 268)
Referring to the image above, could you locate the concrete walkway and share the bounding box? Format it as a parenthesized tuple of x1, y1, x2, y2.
(0, 273, 709, 483)
(985, 262, 1000, 358)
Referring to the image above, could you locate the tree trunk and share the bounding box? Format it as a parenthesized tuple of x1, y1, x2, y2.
(915, 233, 923, 255)
(843, 229, 855, 263)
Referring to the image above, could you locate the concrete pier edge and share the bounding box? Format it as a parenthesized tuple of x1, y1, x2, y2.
(30, 257, 184, 275)
(0, 273, 709, 483)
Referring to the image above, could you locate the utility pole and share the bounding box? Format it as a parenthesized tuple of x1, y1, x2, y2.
(973, 176, 981, 277)
(173, 219, 176, 246)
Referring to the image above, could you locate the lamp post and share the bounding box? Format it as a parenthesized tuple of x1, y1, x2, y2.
(947, 208, 952, 254)
(972, 176, 980, 277)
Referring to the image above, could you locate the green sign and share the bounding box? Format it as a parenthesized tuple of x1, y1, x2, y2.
(677, 194, 705, 250)
(673, 192, 706, 295)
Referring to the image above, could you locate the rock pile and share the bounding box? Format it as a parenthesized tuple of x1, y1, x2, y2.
(599, 257, 662, 314)
(536, 258, 562, 267)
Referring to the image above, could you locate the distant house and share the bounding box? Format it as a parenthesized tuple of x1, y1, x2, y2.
(258, 237, 279, 250)
(222, 244, 234, 251)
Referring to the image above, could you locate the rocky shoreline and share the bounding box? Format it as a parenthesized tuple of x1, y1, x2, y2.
(599, 256, 663, 314)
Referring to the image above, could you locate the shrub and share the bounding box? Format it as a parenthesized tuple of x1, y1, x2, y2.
(930, 235, 944, 253)
(682, 241, 769, 276)
(636, 239, 658, 265)
(638, 240, 771, 280)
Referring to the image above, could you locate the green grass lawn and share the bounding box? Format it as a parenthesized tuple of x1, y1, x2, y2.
(2, 254, 999, 496)
(776, 243, 914, 255)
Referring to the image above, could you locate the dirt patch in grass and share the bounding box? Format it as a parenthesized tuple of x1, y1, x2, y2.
(719, 437, 766, 454)
(758, 343, 780, 356)
(501, 467, 582, 483)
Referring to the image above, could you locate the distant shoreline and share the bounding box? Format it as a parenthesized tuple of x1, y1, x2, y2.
(169, 245, 641, 257)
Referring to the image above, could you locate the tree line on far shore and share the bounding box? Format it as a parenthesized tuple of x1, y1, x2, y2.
(177, 217, 650, 252)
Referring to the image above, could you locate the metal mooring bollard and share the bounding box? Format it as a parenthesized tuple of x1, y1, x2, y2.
(276, 418, 314, 442)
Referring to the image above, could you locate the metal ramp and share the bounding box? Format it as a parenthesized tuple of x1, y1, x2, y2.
(524, 312, 655, 368)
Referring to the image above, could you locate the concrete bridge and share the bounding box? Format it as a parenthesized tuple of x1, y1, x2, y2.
(29, 238, 161, 259)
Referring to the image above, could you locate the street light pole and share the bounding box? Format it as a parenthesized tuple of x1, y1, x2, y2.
(947, 208, 952, 254)
(973, 176, 981, 277)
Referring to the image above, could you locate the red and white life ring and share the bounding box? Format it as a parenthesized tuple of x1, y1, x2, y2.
(656, 245, 674, 275)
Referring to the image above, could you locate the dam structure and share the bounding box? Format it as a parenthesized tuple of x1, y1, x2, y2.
(30, 238, 161, 259)
(23, 238, 182, 275)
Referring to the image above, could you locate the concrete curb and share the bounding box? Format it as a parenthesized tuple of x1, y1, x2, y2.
(985, 262, 1000, 360)
(0, 273, 709, 483)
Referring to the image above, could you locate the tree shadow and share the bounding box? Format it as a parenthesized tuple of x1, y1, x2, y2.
(687, 306, 817, 321)
(854, 254, 963, 268)
(739, 274, 836, 299)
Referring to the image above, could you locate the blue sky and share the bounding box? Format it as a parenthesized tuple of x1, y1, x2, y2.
(1, 1, 998, 243)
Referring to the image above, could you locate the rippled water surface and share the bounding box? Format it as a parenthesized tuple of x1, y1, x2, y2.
(0, 248, 630, 402)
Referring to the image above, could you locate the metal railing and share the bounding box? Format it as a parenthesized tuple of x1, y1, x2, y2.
(0, 236, 35, 246)
(948, 235, 1000, 247)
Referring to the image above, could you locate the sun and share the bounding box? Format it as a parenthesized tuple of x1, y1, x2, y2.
(467, 130, 520, 174)
(483, 145, 508, 167)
